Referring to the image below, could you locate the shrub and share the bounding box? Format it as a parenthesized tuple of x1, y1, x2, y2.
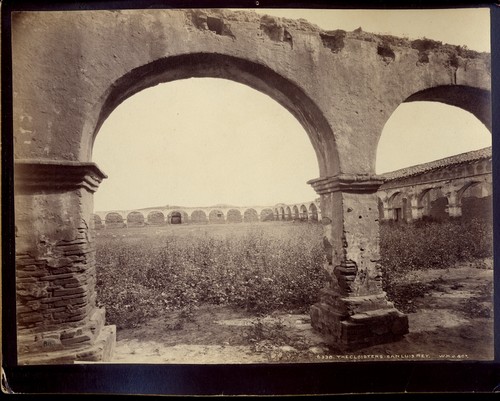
(95, 224, 327, 328)
(380, 218, 493, 309)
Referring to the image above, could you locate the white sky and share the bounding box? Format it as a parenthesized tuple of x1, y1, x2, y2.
(93, 8, 491, 211)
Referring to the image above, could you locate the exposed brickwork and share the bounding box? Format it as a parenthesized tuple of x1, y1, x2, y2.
(14, 162, 115, 364)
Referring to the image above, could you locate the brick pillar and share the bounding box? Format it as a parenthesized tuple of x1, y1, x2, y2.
(15, 160, 116, 364)
(307, 174, 408, 350)
(446, 191, 462, 218)
(409, 195, 424, 221)
(382, 205, 393, 221)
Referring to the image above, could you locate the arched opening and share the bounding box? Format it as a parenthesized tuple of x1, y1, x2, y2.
(243, 208, 258, 223)
(292, 205, 300, 220)
(260, 208, 274, 222)
(88, 52, 336, 363)
(460, 182, 493, 221)
(170, 211, 182, 225)
(279, 207, 285, 221)
(388, 193, 410, 223)
(147, 211, 165, 226)
(300, 205, 308, 221)
(191, 210, 208, 224)
(209, 209, 225, 224)
(87, 53, 338, 177)
(127, 211, 145, 227)
(376, 83, 493, 355)
(226, 209, 243, 223)
(377, 85, 492, 221)
(105, 212, 125, 228)
(377, 85, 491, 174)
(309, 204, 318, 222)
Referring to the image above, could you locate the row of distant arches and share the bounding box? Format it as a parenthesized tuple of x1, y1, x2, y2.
(274, 203, 319, 222)
(378, 180, 492, 223)
(93, 203, 320, 229)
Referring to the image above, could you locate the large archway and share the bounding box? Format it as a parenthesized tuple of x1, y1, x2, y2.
(86, 53, 337, 178)
(376, 85, 491, 175)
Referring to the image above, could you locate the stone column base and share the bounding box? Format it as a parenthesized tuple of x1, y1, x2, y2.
(18, 308, 116, 365)
(310, 302, 409, 351)
(18, 325, 116, 365)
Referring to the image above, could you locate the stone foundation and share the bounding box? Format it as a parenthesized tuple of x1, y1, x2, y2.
(310, 298, 408, 350)
(18, 309, 116, 365)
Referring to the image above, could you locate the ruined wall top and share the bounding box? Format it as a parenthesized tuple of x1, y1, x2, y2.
(12, 9, 491, 176)
(188, 8, 490, 65)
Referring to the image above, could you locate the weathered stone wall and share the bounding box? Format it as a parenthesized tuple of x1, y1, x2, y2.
(12, 9, 490, 175)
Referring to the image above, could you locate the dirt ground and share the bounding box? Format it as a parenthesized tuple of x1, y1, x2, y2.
(111, 265, 493, 363)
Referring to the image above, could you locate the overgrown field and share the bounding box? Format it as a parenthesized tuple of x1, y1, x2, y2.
(96, 223, 326, 328)
(380, 218, 493, 312)
(95, 219, 493, 329)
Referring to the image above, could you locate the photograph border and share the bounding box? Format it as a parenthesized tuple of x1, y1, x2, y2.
(2, 0, 499, 395)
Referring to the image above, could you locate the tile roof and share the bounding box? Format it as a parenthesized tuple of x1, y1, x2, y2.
(381, 146, 492, 181)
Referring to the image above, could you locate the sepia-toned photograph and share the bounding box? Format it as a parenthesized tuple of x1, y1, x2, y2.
(5, 1, 495, 389)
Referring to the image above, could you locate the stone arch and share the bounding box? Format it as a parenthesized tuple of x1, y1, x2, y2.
(169, 211, 182, 225)
(460, 181, 492, 220)
(147, 211, 165, 225)
(105, 212, 125, 228)
(300, 204, 308, 220)
(227, 209, 243, 223)
(168, 210, 188, 224)
(243, 208, 259, 222)
(209, 209, 225, 224)
(375, 84, 491, 173)
(191, 210, 208, 224)
(309, 203, 318, 221)
(292, 205, 300, 220)
(86, 53, 339, 177)
(92, 214, 103, 230)
(404, 85, 491, 131)
(260, 208, 274, 222)
(127, 211, 145, 227)
(284, 206, 292, 221)
(387, 192, 411, 222)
